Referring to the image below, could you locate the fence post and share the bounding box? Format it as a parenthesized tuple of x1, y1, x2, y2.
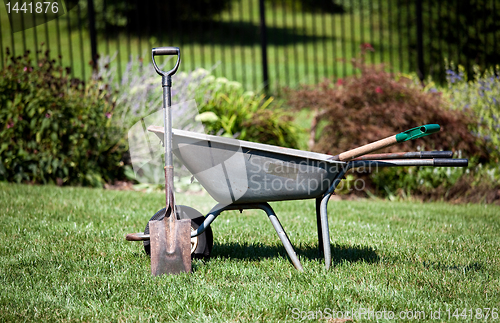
(87, 0, 98, 73)
(416, 0, 424, 81)
(259, 0, 269, 92)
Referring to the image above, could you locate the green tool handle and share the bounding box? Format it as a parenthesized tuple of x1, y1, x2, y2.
(330, 124, 440, 161)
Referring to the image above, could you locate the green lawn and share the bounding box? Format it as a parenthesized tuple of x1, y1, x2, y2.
(1, 182, 499, 322)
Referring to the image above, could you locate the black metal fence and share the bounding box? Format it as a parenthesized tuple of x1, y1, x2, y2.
(1, 0, 499, 93)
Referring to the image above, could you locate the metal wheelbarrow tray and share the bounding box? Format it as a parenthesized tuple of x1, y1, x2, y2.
(137, 125, 468, 271)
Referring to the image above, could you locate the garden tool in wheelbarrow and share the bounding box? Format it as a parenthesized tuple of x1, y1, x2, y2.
(126, 47, 192, 276)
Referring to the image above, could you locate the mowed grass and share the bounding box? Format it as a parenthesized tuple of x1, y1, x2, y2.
(0, 182, 499, 322)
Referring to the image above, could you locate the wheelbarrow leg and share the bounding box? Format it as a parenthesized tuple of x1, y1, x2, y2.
(319, 193, 333, 270)
(258, 203, 304, 271)
(318, 166, 349, 270)
(316, 197, 324, 256)
(193, 203, 303, 271)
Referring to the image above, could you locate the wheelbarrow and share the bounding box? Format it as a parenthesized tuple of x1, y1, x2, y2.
(126, 47, 468, 271)
(128, 127, 468, 271)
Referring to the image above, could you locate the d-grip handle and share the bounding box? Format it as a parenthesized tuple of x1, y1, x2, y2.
(152, 47, 179, 56)
(152, 46, 181, 79)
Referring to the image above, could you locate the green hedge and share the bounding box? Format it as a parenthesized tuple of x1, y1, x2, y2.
(0, 49, 126, 186)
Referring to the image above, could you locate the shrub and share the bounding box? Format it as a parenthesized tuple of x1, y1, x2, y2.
(287, 56, 487, 160)
(444, 63, 500, 161)
(96, 56, 299, 188)
(286, 51, 493, 201)
(195, 77, 299, 148)
(0, 49, 126, 186)
(98, 57, 299, 148)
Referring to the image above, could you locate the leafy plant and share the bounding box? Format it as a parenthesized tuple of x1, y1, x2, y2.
(444, 63, 500, 161)
(98, 57, 299, 148)
(194, 77, 299, 148)
(287, 52, 487, 160)
(286, 49, 495, 201)
(96, 55, 211, 130)
(97, 56, 299, 189)
(0, 48, 126, 186)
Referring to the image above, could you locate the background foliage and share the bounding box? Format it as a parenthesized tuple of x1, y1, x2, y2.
(194, 76, 299, 147)
(98, 56, 299, 148)
(286, 52, 499, 202)
(0, 49, 126, 186)
(445, 63, 500, 160)
(1, 42, 498, 203)
(287, 54, 489, 160)
(0, 51, 298, 187)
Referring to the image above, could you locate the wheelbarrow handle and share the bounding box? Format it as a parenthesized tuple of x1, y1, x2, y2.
(152, 47, 181, 79)
(433, 158, 468, 167)
(352, 150, 453, 161)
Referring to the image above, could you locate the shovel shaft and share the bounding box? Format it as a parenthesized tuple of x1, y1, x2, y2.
(163, 84, 175, 216)
(163, 86, 173, 169)
(153, 47, 180, 216)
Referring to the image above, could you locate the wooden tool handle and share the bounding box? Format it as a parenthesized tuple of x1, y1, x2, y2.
(330, 124, 441, 162)
(331, 135, 397, 161)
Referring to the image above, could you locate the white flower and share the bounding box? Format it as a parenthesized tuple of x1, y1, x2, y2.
(195, 111, 219, 123)
(215, 77, 228, 84)
(201, 75, 215, 86)
(227, 81, 242, 90)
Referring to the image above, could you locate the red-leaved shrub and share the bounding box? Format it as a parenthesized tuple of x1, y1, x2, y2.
(287, 59, 489, 162)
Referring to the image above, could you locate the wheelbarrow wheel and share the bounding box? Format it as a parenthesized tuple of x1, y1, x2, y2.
(143, 205, 213, 259)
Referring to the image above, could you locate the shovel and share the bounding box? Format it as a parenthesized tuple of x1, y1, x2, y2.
(148, 47, 191, 275)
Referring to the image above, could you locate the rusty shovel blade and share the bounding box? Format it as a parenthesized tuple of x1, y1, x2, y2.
(149, 212, 192, 276)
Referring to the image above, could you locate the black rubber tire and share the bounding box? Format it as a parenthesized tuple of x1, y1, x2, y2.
(143, 205, 213, 259)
